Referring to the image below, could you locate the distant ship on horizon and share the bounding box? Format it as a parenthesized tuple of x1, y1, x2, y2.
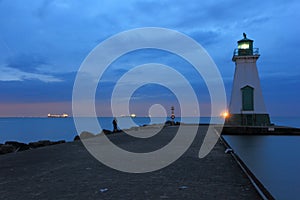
(47, 113, 69, 118)
(119, 114, 136, 118)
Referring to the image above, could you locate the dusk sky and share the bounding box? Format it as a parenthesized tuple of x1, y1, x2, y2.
(0, 0, 299, 117)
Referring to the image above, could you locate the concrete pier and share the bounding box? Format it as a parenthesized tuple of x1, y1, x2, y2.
(222, 125, 300, 135)
(0, 126, 262, 200)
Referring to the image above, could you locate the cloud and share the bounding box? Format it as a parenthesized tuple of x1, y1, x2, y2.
(0, 71, 75, 103)
(5, 53, 50, 73)
(0, 66, 62, 82)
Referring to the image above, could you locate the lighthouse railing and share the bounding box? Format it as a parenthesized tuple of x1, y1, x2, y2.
(233, 48, 259, 56)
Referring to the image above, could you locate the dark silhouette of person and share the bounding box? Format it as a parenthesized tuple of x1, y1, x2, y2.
(112, 118, 118, 133)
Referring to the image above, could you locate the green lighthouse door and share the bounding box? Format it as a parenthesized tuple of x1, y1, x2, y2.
(241, 86, 254, 111)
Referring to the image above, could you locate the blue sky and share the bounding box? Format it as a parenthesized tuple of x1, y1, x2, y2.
(0, 0, 299, 117)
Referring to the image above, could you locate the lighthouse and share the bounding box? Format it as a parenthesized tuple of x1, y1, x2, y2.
(227, 33, 270, 126)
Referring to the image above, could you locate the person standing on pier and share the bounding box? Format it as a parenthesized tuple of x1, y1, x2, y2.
(112, 117, 118, 133)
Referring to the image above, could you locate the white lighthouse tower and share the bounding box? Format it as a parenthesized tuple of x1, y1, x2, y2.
(227, 33, 270, 126)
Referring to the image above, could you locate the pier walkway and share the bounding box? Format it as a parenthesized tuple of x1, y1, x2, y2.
(0, 126, 261, 199)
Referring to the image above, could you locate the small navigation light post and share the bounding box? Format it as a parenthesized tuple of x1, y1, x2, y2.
(227, 33, 270, 126)
(171, 106, 175, 125)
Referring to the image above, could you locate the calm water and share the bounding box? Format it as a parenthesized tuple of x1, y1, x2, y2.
(222, 116, 300, 199)
(223, 116, 300, 200)
(0, 116, 214, 143)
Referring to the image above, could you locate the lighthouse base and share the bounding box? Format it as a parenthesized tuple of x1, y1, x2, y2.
(226, 114, 271, 126)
